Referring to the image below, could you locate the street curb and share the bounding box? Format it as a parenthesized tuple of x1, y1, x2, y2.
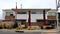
(15, 30, 58, 33)
(0, 29, 59, 33)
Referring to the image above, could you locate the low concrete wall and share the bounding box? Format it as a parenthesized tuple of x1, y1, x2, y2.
(1, 21, 15, 28)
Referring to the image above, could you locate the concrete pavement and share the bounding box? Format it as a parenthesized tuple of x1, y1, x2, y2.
(0, 29, 59, 34)
(0, 29, 58, 32)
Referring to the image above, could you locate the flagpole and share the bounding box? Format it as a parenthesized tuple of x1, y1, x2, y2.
(15, 2, 17, 19)
(15, 2, 17, 28)
(56, 0, 59, 30)
(15, 2, 17, 21)
(15, 2, 19, 28)
(21, 4, 22, 9)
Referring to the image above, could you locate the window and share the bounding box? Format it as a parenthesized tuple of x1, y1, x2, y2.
(58, 13, 60, 19)
(48, 12, 56, 16)
(48, 20, 57, 25)
(36, 19, 43, 22)
(6, 12, 13, 16)
(31, 12, 43, 14)
(18, 12, 27, 14)
(10, 14, 13, 16)
(36, 12, 43, 14)
(16, 19, 26, 22)
(16, 19, 26, 25)
(31, 12, 36, 14)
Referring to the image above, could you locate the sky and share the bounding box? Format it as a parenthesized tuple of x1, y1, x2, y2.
(0, 0, 58, 19)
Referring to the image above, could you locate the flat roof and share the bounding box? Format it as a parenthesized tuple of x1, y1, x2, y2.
(3, 8, 57, 12)
(12, 8, 51, 11)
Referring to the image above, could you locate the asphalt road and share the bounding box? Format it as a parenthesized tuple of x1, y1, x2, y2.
(0, 32, 59, 34)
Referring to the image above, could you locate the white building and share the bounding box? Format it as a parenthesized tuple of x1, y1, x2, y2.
(2, 9, 57, 27)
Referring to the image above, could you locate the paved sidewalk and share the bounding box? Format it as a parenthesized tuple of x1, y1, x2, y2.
(0, 29, 58, 32)
(18, 29, 58, 32)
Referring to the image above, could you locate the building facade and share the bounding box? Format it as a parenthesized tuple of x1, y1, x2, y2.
(2, 9, 57, 29)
